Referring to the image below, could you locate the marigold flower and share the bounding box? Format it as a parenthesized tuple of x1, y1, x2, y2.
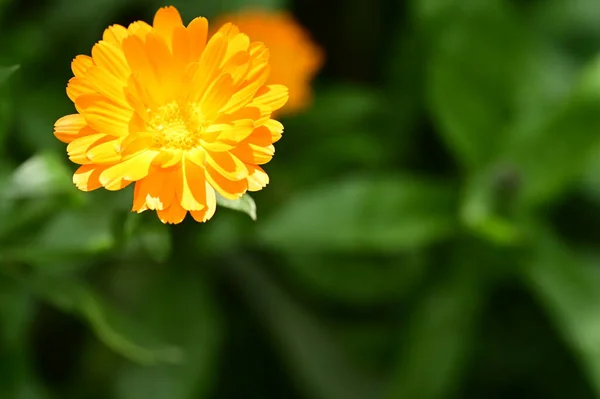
(213, 10, 323, 115)
(54, 6, 288, 224)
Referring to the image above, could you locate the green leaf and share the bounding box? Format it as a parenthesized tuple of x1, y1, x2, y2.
(281, 253, 426, 305)
(0, 276, 48, 399)
(0, 65, 18, 85)
(506, 54, 600, 207)
(386, 249, 488, 399)
(0, 152, 74, 200)
(219, 0, 289, 12)
(25, 274, 182, 366)
(522, 228, 600, 397)
(259, 175, 457, 253)
(277, 85, 393, 184)
(114, 268, 221, 399)
(216, 192, 257, 221)
(16, 85, 74, 152)
(2, 207, 115, 263)
(424, 0, 531, 169)
(123, 214, 172, 263)
(225, 256, 380, 399)
(0, 153, 78, 245)
(460, 54, 600, 240)
(460, 165, 522, 246)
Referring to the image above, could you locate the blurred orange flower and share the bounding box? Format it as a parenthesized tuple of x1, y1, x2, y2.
(214, 10, 323, 115)
(54, 6, 288, 224)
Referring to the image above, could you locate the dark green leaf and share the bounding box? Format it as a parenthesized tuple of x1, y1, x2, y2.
(259, 175, 457, 253)
(424, 0, 531, 169)
(507, 55, 600, 206)
(219, 0, 288, 11)
(0, 152, 74, 200)
(216, 192, 257, 221)
(0, 65, 19, 85)
(3, 207, 115, 263)
(522, 228, 600, 397)
(281, 253, 426, 305)
(26, 275, 182, 366)
(0, 276, 48, 399)
(114, 268, 221, 399)
(124, 214, 172, 263)
(226, 256, 380, 399)
(386, 250, 488, 399)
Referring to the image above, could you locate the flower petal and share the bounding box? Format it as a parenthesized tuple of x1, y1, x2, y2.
(67, 133, 110, 164)
(190, 183, 217, 222)
(249, 84, 289, 113)
(71, 55, 94, 78)
(157, 202, 187, 224)
(153, 6, 183, 44)
(67, 77, 95, 103)
(263, 119, 284, 142)
(187, 33, 227, 102)
(54, 114, 88, 143)
(82, 95, 134, 137)
(102, 24, 128, 46)
(91, 40, 130, 83)
(99, 150, 158, 190)
(187, 17, 209, 61)
(85, 66, 129, 107)
(122, 35, 164, 106)
(132, 166, 178, 211)
(86, 139, 121, 163)
(73, 164, 109, 191)
(246, 164, 269, 191)
(206, 151, 247, 181)
(205, 163, 247, 200)
(180, 155, 207, 211)
(199, 73, 235, 119)
(128, 21, 152, 38)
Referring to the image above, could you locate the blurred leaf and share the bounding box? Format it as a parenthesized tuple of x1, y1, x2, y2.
(216, 192, 257, 221)
(259, 175, 457, 253)
(16, 84, 73, 152)
(0, 199, 62, 245)
(0, 277, 47, 399)
(460, 165, 522, 246)
(385, 28, 426, 134)
(0, 152, 73, 200)
(226, 256, 380, 399)
(272, 84, 391, 187)
(506, 54, 600, 207)
(523, 228, 600, 397)
(386, 249, 488, 399)
(0, 152, 78, 244)
(461, 54, 600, 241)
(25, 274, 182, 366)
(220, 0, 288, 11)
(282, 253, 426, 305)
(530, 0, 600, 55)
(0, 277, 34, 347)
(124, 214, 172, 263)
(289, 84, 383, 134)
(114, 268, 221, 399)
(0, 65, 19, 85)
(2, 207, 115, 263)
(425, 0, 531, 169)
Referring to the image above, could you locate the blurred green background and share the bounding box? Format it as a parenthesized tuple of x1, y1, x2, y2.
(4, 0, 600, 398)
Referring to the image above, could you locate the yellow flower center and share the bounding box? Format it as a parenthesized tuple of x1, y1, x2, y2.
(147, 101, 207, 150)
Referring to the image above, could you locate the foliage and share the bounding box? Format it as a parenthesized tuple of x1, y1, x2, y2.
(2, 0, 600, 398)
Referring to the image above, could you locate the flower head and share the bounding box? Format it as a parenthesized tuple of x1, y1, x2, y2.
(213, 10, 323, 115)
(54, 6, 288, 224)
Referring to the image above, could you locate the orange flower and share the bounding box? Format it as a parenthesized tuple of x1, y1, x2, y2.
(54, 6, 288, 224)
(213, 10, 323, 115)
